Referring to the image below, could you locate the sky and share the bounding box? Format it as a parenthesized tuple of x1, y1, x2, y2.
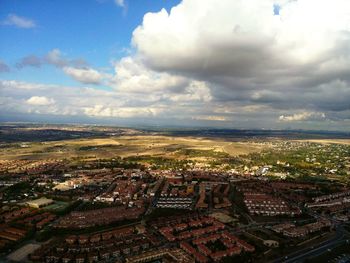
(0, 0, 350, 130)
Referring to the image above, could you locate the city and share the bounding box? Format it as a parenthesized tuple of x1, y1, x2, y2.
(0, 125, 349, 262)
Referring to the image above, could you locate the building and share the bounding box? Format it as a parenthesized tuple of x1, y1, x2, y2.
(125, 248, 194, 263)
(26, 197, 54, 208)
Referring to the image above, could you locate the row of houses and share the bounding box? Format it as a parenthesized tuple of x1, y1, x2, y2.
(243, 193, 301, 216)
(65, 227, 134, 244)
(55, 206, 145, 229)
(125, 248, 194, 263)
(156, 197, 193, 209)
(0, 226, 27, 242)
(180, 231, 254, 263)
(272, 219, 331, 238)
(313, 190, 350, 203)
(159, 217, 225, 242)
(31, 230, 155, 262)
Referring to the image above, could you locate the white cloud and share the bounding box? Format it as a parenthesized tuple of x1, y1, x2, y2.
(113, 57, 188, 93)
(16, 49, 102, 85)
(45, 49, 67, 67)
(115, 0, 124, 7)
(124, 0, 350, 128)
(2, 80, 48, 90)
(112, 56, 212, 103)
(84, 105, 162, 118)
(132, 0, 350, 74)
(279, 112, 326, 122)
(1, 80, 349, 130)
(1, 14, 36, 28)
(63, 66, 105, 85)
(167, 80, 212, 103)
(193, 115, 227, 121)
(26, 96, 55, 106)
(17, 49, 108, 85)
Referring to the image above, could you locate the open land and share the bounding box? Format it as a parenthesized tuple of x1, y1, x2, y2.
(0, 135, 267, 161)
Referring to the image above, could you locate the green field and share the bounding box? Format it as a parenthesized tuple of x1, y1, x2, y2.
(44, 201, 70, 212)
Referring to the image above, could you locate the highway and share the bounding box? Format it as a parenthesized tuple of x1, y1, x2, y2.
(274, 225, 349, 263)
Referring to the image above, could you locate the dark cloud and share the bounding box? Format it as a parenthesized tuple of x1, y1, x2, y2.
(16, 55, 42, 69)
(0, 61, 10, 73)
(16, 50, 90, 70)
(129, 0, 350, 127)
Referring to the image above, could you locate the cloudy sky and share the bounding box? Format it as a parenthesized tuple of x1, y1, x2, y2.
(1, 0, 350, 130)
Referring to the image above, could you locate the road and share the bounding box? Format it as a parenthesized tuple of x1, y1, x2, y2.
(274, 225, 349, 263)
